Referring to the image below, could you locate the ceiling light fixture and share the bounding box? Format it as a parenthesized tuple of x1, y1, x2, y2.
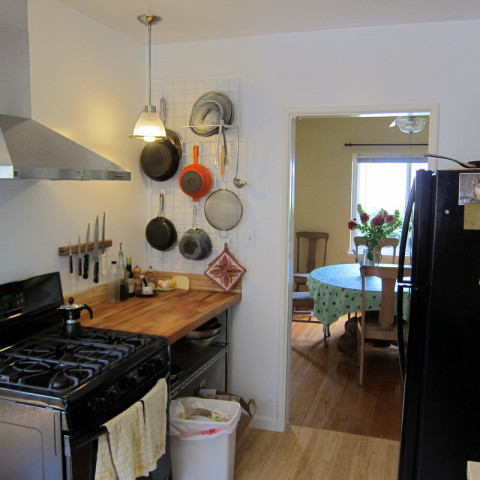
(390, 116, 427, 134)
(131, 14, 166, 142)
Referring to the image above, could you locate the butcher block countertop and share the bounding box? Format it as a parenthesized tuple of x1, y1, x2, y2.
(78, 279, 241, 344)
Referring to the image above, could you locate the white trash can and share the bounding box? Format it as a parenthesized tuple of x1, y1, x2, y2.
(169, 397, 241, 480)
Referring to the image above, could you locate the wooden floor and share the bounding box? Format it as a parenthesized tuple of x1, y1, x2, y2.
(289, 314, 403, 441)
(234, 314, 403, 479)
(235, 425, 400, 480)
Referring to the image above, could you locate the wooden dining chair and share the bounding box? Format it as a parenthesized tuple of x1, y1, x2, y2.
(357, 265, 410, 386)
(292, 232, 330, 344)
(293, 232, 329, 291)
(353, 236, 399, 264)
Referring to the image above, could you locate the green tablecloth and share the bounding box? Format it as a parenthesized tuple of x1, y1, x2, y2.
(306, 263, 408, 333)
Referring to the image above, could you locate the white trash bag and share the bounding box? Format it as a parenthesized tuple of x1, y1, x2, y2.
(169, 397, 241, 441)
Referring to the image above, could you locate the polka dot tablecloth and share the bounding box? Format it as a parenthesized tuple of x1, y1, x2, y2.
(306, 263, 409, 334)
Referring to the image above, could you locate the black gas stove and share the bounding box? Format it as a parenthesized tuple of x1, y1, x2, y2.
(0, 272, 171, 480)
(0, 326, 161, 391)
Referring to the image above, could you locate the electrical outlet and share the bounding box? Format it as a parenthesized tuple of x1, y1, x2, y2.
(246, 230, 255, 247)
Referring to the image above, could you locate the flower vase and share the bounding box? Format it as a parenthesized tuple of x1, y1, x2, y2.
(363, 249, 375, 266)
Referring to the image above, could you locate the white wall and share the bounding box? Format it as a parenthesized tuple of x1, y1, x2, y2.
(0, 0, 148, 295)
(152, 20, 480, 430)
(2, 1, 480, 431)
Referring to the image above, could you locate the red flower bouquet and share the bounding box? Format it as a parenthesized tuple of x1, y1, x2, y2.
(348, 204, 402, 261)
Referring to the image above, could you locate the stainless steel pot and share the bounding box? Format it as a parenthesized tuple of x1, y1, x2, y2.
(178, 205, 212, 260)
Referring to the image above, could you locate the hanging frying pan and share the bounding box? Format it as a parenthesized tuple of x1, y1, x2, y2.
(140, 129, 182, 181)
(178, 145, 213, 202)
(189, 91, 234, 137)
(179, 206, 212, 260)
(145, 193, 177, 250)
(204, 148, 243, 232)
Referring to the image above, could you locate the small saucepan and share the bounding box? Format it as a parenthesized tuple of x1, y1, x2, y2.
(140, 129, 182, 181)
(178, 145, 213, 202)
(145, 193, 177, 251)
(179, 205, 212, 260)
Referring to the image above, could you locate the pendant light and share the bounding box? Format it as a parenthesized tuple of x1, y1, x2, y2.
(389, 116, 427, 134)
(131, 14, 166, 142)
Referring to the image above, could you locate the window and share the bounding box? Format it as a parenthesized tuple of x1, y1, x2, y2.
(351, 154, 427, 251)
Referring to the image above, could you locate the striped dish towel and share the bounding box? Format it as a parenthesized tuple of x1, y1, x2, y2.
(95, 401, 147, 480)
(139, 378, 168, 473)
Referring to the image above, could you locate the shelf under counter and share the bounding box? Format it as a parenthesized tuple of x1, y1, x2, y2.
(170, 342, 229, 399)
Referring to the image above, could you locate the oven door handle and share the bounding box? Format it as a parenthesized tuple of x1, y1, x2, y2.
(65, 426, 107, 453)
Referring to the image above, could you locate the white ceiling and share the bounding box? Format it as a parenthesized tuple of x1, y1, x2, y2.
(55, 0, 480, 44)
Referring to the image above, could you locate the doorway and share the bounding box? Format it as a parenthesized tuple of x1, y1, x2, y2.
(283, 104, 438, 434)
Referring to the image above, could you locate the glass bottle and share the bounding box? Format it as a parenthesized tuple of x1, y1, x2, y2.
(146, 265, 156, 287)
(126, 257, 135, 297)
(108, 261, 120, 303)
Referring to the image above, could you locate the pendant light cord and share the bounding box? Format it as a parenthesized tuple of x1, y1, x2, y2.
(147, 21, 152, 106)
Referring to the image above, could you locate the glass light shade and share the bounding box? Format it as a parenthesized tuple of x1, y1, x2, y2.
(394, 116, 427, 134)
(131, 105, 166, 142)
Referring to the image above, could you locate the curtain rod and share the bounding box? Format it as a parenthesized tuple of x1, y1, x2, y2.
(345, 143, 428, 147)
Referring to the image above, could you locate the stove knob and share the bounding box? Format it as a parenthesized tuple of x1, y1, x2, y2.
(138, 362, 155, 377)
(105, 387, 117, 405)
(119, 375, 137, 390)
(91, 396, 107, 414)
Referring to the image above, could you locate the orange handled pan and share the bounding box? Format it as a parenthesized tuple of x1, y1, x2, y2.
(178, 145, 213, 202)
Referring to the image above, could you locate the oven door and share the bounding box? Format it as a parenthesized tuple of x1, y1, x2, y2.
(64, 374, 171, 480)
(64, 433, 171, 480)
(0, 400, 64, 480)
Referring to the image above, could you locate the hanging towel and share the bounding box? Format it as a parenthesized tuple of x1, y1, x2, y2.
(95, 432, 116, 480)
(95, 401, 147, 480)
(139, 378, 168, 473)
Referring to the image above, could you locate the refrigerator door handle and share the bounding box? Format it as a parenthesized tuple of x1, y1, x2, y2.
(397, 178, 416, 382)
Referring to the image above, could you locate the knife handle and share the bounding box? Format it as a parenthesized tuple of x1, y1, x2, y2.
(83, 254, 89, 279)
(69, 255, 73, 274)
(78, 257, 82, 276)
(93, 261, 99, 283)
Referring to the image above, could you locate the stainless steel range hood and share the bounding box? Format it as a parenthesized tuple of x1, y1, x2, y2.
(0, 0, 131, 181)
(0, 114, 131, 181)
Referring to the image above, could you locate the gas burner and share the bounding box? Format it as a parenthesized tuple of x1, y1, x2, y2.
(73, 329, 150, 350)
(0, 355, 100, 393)
(0, 359, 51, 383)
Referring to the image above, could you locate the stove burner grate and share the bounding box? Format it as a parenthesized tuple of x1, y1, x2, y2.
(0, 326, 158, 395)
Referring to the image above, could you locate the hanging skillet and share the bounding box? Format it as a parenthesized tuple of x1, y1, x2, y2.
(204, 147, 243, 232)
(140, 129, 182, 181)
(178, 145, 213, 202)
(145, 193, 177, 250)
(189, 91, 234, 137)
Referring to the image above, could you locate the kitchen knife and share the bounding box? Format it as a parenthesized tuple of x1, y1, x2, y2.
(100, 212, 108, 276)
(78, 235, 82, 276)
(83, 223, 90, 279)
(93, 216, 100, 283)
(68, 243, 73, 274)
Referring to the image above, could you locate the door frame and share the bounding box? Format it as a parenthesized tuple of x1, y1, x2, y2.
(280, 103, 439, 428)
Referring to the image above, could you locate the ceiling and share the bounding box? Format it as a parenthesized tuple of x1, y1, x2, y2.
(55, 0, 480, 44)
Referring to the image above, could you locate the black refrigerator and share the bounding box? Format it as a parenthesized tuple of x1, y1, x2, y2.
(397, 168, 480, 479)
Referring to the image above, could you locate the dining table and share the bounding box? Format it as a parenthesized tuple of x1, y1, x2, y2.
(306, 263, 409, 341)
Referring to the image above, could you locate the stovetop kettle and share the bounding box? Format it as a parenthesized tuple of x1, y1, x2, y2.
(58, 297, 93, 337)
